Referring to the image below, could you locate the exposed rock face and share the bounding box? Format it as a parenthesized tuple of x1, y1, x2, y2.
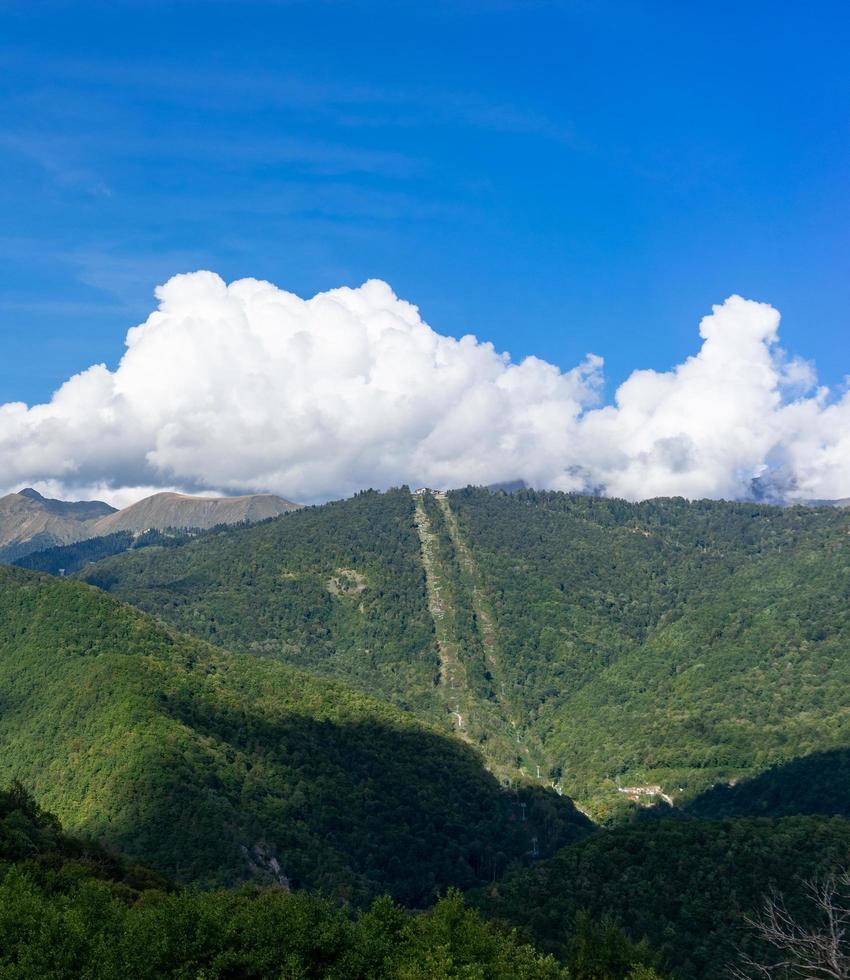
(241, 842, 291, 889)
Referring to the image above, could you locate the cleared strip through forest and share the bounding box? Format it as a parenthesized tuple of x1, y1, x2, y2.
(436, 495, 514, 722)
(413, 491, 548, 782)
(437, 494, 551, 778)
(412, 493, 473, 741)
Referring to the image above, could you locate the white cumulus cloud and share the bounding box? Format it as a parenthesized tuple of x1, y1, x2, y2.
(1, 271, 848, 505)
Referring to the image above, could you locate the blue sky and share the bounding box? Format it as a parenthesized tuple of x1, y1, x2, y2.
(1, 0, 848, 411)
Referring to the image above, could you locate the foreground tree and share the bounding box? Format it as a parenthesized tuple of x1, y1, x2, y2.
(734, 871, 850, 980)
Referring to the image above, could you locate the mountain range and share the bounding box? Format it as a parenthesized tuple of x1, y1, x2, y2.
(0, 487, 300, 562)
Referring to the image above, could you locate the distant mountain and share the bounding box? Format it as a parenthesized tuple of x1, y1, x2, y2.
(0, 488, 300, 562)
(89, 490, 300, 535)
(485, 479, 529, 494)
(0, 488, 115, 560)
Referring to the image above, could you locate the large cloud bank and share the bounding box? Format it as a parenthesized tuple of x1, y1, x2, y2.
(2, 271, 849, 505)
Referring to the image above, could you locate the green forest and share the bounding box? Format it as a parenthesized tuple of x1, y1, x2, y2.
(78, 486, 850, 817)
(475, 814, 850, 979)
(3, 487, 850, 977)
(13, 527, 196, 576)
(0, 565, 589, 903)
(79, 490, 445, 722)
(447, 488, 850, 816)
(0, 782, 592, 979)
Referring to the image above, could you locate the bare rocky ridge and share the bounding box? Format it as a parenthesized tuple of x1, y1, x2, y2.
(90, 491, 300, 534)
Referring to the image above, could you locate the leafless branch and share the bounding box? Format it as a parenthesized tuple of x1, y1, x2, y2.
(732, 871, 850, 980)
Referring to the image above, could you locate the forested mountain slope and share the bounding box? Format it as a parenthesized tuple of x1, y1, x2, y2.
(13, 527, 196, 576)
(0, 566, 590, 902)
(686, 747, 850, 819)
(0, 784, 576, 979)
(8, 490, 850, 977)
(75, 486, 850, 817)
(475, 814, 850, 980)
(446, 489, 850, 816)
(79, 490, 441, 720)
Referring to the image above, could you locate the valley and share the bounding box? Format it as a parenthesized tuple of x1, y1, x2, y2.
(3, 6, 846, 975)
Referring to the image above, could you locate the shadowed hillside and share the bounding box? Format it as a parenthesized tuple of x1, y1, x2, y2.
(686, 747, 850, 819)
(0, 783, 573, 979)
(0, 565, 590, 903)
(77, 486, 850, 818)
(475, 815, 850, 980)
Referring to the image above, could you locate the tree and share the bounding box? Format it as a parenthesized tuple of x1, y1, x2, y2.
(734, 871, 850, 980)
(566, 911, 663, 980)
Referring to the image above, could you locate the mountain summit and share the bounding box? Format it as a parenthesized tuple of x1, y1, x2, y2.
(90, 491, 300, 534)
(0, 488, 116, 560)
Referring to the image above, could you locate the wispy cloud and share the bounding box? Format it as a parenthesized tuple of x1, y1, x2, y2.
(0, 130, 113, 196)
(2, 48, 581, 147)
(0, 298, 130, 316)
